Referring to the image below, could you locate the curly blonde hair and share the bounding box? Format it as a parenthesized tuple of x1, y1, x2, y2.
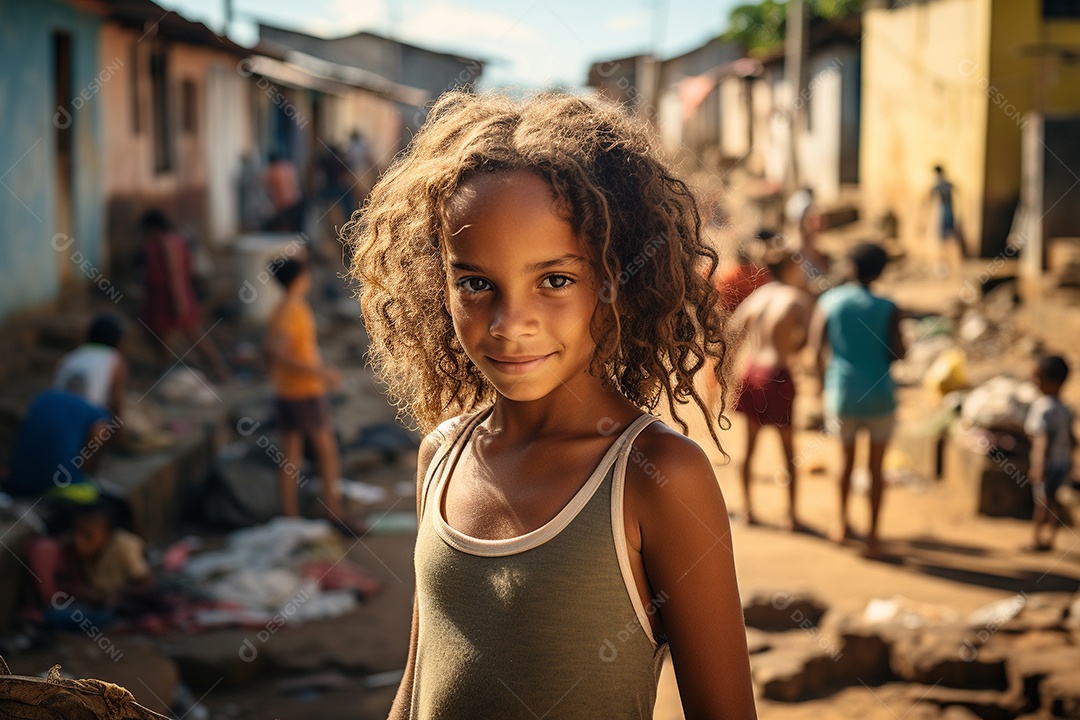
(343, 91, 732, 447)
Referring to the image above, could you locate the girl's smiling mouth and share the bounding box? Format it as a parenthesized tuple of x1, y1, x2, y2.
(485, 353, 556, 374)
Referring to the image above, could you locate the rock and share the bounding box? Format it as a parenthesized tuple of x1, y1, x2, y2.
(1006, 645, 1080, 714)
(915, 686, 1020, 720)
(1040, 669, 1080, 719)
(752, 641, 835, 702)
(830, 624, 893, 687)
(941, 707, 985, 720)
(890, 627, 1007, 689)
(745, 628, 772, 655)
(1065, 594, 1080, 631)
(743, 590, 828, 631)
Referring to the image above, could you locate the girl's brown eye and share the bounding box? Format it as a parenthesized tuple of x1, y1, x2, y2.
(541, 274, 573, 290)
(458, 277, 492, 293)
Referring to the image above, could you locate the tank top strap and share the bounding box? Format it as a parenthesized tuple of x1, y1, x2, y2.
(419, 408, 492, 519)
(610, 413, 664, 646)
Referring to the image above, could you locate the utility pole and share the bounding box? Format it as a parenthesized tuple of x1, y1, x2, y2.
(784, 0, 809, 194)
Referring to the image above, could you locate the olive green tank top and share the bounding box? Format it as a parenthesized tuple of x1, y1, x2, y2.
(410, 409, 670, 719)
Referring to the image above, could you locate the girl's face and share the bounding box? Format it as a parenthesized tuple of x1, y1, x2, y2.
(444, 170, 600, 403)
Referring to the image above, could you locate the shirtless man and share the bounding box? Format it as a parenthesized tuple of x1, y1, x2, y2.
(732, 249, 815, 531)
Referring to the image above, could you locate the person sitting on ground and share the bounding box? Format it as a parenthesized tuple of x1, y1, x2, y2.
(731, 248, 816, 531)
(27, 502, 153, 629)
(809, 242, 906, 560)
(1024, 354, 1075, 553)
(265, 258, 359, 535)
(54, 313, 128, 424)
(3, 381, 116, 525)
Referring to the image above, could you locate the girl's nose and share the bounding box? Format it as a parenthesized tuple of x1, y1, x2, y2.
(488, 294, 537, 340)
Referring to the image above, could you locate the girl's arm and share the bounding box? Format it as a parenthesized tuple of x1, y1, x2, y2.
(388, 431, 442, 720)
(629, 427, 757, 720)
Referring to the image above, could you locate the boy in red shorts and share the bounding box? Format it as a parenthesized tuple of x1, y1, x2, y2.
(732, 249, 815, 531)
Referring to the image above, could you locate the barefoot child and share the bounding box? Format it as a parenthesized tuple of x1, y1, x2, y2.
(1025, 355, 1074, 552)
(265, 258, 357, 534)
(731, 249, 815, 531)
(810, 243, 906, 559)
(347, 92, 756, 719)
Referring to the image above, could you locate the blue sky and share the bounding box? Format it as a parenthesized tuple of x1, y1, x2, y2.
(159, 0, 745, 89)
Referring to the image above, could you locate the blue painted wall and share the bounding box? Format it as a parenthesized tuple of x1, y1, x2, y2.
(0, 0, 104, 321)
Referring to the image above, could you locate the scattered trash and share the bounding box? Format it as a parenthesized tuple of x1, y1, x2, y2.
(958, 312, 990, 343)
(155, 367, 218, 406)
(960, 375, 1040, 432)
(863, 596, 961, 628)
(966, 595, 1026, 628)
(924, 348, 968, 397)
(338, 479, 388, 504)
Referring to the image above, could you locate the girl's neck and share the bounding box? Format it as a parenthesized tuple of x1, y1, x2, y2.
(485, 375, 640, 441)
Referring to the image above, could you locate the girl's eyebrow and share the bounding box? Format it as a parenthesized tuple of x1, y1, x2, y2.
(525, 254, 588, 272)
(449, 254, 588, 274)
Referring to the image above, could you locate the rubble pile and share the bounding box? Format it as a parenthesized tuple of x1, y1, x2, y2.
(744, 590, 1080, 718)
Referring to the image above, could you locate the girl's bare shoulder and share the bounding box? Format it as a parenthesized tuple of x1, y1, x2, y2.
(624, 422, 719, 504)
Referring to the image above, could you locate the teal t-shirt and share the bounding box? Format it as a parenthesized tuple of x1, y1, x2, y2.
(819, 283, 898, 417)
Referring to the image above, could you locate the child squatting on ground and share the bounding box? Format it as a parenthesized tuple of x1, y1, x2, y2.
(344, 92, 757, 719)
(1025, 355, 1075, 553)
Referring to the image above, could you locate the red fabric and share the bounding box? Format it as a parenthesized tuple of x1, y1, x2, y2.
(300, 560, 382, 598)
(140, 232, 200, 336)
(736, 363, 796, 427)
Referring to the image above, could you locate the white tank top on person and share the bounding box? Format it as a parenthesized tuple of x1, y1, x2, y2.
(54, 344, 119, 409)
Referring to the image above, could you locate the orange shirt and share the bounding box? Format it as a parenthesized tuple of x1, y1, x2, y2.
(268, 299, 325, 399)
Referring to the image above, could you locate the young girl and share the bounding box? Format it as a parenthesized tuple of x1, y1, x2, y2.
(345, 91, 757, 719)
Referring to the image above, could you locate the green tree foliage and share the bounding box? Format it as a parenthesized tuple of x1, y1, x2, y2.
(723, 0, 861, 55)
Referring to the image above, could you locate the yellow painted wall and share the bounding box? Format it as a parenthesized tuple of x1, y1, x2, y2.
(860, 0, 990, 258)
(983, 1, 1080, 254)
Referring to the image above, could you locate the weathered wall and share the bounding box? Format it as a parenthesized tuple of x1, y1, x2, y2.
(0, 0, 105, 321)
(860, 0, 990, 257)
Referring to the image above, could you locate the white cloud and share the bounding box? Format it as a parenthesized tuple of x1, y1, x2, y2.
(604, 10, 647, 34)
(303, 0, 387, 36)
(405, 2, 540, 47)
